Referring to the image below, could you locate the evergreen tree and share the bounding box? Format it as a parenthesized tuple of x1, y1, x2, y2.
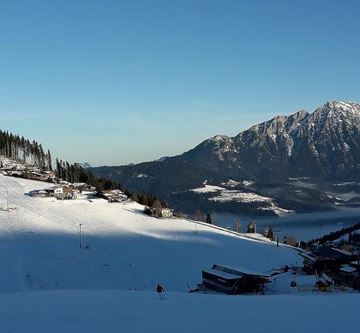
(206, 213, 212, 224)
(267, 227, 274, 240)
(47, 149, 52, 170)
(152, 199, 162, 210)
(131, 193, 139, 202)
(139, 193, 150, 206)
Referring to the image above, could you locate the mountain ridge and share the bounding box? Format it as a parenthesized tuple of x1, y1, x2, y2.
(176, 100, 360, 181)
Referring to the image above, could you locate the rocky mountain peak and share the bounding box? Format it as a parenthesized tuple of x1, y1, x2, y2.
(184, 100, 360, 181)
(304, 100, 360, 132)
(324, 100, 360, 111)
(313, 100, 360, 118)
(209, 135, 232, 143)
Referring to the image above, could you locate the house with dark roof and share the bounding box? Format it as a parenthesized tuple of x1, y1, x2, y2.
(300, 246, 356, 274)
(202, 264, 270, 294)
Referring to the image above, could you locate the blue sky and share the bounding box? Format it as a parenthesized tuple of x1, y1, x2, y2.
(0, 0, 359, 166)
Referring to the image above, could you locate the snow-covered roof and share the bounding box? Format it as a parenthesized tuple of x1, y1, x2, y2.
(49, 185, 63, 190)
(339, 265, 358, 273)
(203, 269, 241, 280)
(212, 264, 270, 277)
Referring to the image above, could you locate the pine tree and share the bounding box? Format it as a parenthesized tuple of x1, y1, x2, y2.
(206, 213, 212, 224)
(267, 227, 274, 240)
(139, 193, 149, 206)
(47, 150, 52, 170)
(131, 193, 139, 202)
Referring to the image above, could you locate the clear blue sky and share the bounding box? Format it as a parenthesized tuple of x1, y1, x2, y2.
(0, 0, 359, 166)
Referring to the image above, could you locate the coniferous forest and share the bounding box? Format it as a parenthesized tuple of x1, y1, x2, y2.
(0, 130, 51, 170)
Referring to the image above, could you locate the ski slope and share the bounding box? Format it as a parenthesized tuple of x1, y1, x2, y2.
(1, 290, 359, 333)
(0, 175, 359, 332)
(0, 174, 298, 294)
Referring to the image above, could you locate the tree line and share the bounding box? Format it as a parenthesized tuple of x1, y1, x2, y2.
(0, 130, 51, 169)
(307, 222, 360, 246)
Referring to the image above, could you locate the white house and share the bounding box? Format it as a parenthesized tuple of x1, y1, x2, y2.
(150, 207, 173, 218)
(48, 185, 64, 196)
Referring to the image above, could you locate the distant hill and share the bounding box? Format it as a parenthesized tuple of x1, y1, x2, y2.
(75, 162, 92, 169)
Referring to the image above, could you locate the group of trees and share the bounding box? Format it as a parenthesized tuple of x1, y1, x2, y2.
(265, 227, 274, 240)
(134, 193, 167, 209)
(348, 232, 360, 243)
(308, 222, 360, 246)
(190, 210, 212, 224)
(0, 130, 51, 169)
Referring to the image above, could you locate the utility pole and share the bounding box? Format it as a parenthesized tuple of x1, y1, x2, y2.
(193, 221, 198, 235)
(79, 223, 83, 248)
(272, 229, 281, 247)
(235, 219, 241, 233)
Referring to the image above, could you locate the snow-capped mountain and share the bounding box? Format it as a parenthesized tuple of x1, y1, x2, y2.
(75, 162, 92, 169)
(179, 100, 360, 181)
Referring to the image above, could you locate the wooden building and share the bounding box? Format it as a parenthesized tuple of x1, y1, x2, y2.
(99, 189, 127, 203)
(335, 262, 360, 290)
(300, 246, 355, 274)
(202, 264, 270, 294)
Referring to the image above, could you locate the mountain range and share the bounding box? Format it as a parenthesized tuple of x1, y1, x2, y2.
(93, 101, 360, 215)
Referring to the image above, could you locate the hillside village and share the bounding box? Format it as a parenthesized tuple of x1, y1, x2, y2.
(0, 156, 129, 202)
(0, 154, 177, 223)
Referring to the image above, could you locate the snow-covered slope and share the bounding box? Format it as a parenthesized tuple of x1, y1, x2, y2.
(0, 175, 298, 294)
(190, 184, 294, 216)
(1, 290, 359, 333)
(1, 175, 359, 333)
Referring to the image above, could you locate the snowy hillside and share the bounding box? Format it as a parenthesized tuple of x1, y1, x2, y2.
(1, 175, 360, 332)
(190, 184, 294, 216)
(0, 175, 298, 294)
